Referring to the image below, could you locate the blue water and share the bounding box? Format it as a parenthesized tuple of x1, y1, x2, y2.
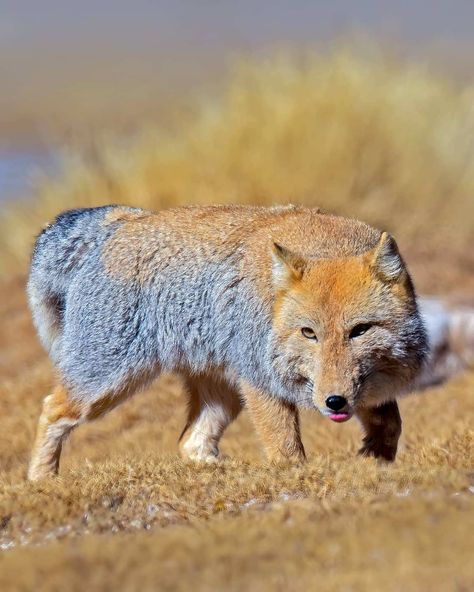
(0, 150, 57, 203)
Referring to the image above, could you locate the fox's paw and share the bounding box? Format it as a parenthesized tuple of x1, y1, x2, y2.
(358, 436, 397, 462)
(181, 452, 219, 464)
(267, 447, 306, 464)
(179, 437, 221, 464)
(27, 462, 58, 482)
(180, 449, 220, 464)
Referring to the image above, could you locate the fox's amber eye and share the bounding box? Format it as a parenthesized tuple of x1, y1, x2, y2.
(301, 327, 318, 341)
(349, 323, 373, 339)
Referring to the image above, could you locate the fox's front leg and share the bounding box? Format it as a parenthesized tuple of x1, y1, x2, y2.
(240, 382, 306, 462)
(357, 400, 402, 461)
(179, 373, 243, 462)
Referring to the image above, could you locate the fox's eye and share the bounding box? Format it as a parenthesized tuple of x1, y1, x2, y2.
(349, 323, 373, 339)
(301, 327, 318, 341)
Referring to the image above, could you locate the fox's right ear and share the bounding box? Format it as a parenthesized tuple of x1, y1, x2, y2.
(271, 242, 306, 289)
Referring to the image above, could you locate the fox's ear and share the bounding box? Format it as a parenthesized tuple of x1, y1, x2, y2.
(271, 242, 306, 289)
(369, 232, 405, 282)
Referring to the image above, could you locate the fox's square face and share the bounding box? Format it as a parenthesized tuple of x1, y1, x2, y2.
(271, 232, 427, 422)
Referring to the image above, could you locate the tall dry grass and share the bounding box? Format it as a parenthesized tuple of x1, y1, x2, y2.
(1, 48, 474, 276)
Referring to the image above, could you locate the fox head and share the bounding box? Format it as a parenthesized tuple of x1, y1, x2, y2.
(270, 232, 428, 422)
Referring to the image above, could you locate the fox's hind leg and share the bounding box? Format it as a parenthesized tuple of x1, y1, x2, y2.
(240, 382, 306, 462)
(179, 373, 243, 462)
(28, 372, 158, 480)
(28, 384, 84, 481)
(357, 401, 402, 461)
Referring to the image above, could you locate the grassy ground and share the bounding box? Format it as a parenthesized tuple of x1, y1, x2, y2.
(0, 274, 473, 591)
(0, 48, 473, 590)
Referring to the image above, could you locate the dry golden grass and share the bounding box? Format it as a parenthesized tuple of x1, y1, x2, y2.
(0, 275, 473, 590)
(1, 496, 473, 592)
(1, 49, 474, 277)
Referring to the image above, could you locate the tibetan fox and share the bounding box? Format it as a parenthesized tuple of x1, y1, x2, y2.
(27, 205, 427, 480)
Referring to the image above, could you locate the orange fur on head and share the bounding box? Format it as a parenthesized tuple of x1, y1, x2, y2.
(271, 234, 420, 414)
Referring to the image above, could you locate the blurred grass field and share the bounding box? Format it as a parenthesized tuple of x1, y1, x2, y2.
(1, 49, 474, 278)
(0, 48, 473, 590)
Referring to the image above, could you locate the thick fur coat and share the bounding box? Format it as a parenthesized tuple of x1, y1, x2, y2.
(27, 205, 428, 479)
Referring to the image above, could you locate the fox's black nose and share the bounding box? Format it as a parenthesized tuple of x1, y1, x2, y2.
(325, 395, 347, 411)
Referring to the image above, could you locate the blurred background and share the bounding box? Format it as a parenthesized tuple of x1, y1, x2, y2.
(0, 0, 473, 292)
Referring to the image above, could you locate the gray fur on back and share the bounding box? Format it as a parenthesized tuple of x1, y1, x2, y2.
(28, 205, 383, 405)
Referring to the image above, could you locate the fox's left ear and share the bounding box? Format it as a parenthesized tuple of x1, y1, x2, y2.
(271, 242, 307, 289)
(369, 232, 406, 282)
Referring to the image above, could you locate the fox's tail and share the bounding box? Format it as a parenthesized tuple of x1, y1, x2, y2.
(27, 206, 117, 353)
(417, 297, 474, 388)
(27, 280, 63, 353)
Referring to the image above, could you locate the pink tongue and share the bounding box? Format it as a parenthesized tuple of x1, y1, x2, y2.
(329, 413, 350, 423)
